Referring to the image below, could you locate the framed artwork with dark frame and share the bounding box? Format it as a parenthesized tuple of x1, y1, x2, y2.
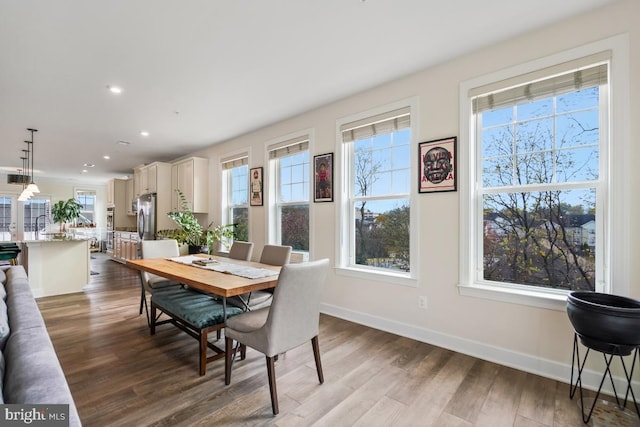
(250, 167, 263, 206)
(419, 136, 457, 193)
(314, 153, 333, 202)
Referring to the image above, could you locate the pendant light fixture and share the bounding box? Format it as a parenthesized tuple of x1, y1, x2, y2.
(18, 152, 31, 201)
(25, 128, 40, 194)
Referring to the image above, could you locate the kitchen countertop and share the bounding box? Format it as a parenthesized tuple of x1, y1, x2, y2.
(22, 237, 91, 243)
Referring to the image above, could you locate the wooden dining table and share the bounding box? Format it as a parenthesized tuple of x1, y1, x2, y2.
(127, 254, 281, 317)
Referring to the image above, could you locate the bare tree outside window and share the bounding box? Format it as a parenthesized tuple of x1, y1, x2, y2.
(480, 86, 600, 291)
(352, 128, 411, 272)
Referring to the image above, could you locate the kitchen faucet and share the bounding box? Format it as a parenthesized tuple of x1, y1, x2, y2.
(35, 214, 48, 240)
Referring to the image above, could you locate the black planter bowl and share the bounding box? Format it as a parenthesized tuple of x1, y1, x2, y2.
(567, 291, 640, 355)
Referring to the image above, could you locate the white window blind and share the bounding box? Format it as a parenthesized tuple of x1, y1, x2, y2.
(340, 107, 410, 142)
(471, 54, 609, 113)
(221, 155, 248, 170)
(268, 136, 309, 159)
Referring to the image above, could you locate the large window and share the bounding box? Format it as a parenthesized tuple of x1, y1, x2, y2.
(0, 196, 16, 241)
(75, 190, 96, 226)
(462, 51, 615, 298)
(268, 137, 309, 253)
(340, 106, 412, 275)
(222, 155, 249, 243)
(23, 197, 49, 240)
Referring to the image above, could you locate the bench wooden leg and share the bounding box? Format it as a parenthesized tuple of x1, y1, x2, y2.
(225, 337, 233, 385)
(150, 303, 157, 335)
(200, 329, 208, 376)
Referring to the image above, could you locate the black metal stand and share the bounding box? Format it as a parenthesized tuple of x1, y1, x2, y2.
(569, 332, 640, 424)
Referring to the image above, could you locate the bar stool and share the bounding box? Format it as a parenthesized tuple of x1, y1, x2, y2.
(0, 243, 21, 265)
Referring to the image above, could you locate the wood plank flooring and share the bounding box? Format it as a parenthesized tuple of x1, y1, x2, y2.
(34, 253, 616, 426)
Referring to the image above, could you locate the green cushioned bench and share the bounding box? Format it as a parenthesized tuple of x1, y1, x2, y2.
(151, 287, 243, 375)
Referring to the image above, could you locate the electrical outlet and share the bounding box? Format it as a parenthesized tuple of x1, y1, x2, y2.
(418, 296, 427, 309)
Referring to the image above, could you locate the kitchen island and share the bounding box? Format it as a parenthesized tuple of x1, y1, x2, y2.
(21, 238, 90, 297)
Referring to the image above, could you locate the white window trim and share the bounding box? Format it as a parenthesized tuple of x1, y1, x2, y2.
(459, 34, 630, 310)
(265, 129, 314, 259)
(220, 148, 251, 246)
(335, 97, 419, 287)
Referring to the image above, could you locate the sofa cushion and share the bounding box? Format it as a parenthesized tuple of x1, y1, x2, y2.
(0, 298, 10, 351)
(6, 285, 45, 333)
(3, 327, 81, 426)
(5, 265, 28, 283)
(0, 351, 5, 404)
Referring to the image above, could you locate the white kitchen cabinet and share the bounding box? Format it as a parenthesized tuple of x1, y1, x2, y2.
(171, 157, 208, 213)
(134, 162, 171, 197)
(125, 178, 135, 216)
(107, 178, 136, 228)
(106, 179, 115, 206)
(111, 231, 140, 263)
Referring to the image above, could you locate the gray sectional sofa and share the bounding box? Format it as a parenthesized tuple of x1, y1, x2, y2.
(0, 265, 81, 426)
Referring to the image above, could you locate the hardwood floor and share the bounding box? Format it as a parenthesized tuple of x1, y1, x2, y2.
(35, 253, 613, 426)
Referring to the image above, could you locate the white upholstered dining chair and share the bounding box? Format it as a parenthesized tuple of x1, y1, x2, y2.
(224, 258, 329, 415)
(139, 239, 182, 325)
(228, 241, 254, 261)
(227, 244, 291, 311)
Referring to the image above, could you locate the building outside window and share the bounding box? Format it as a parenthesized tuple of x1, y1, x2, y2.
(340, 107, 412, 274)
(222, 155, 249, 243)
(268, 137, 309, 254)
(464, 55, 610, 295)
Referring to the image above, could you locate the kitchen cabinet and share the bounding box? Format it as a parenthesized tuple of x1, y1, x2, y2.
(106, 179, 115, 206)
(125, 178, 135, 216)
(107, 178, 136, 229)
(171, 157, 209, 213)
(134, 162, 171, 197)
(111, 231, 139, 263)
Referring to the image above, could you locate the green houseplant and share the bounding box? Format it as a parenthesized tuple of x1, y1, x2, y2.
(162, 189, 235, 254)
(51, 198, 82, 234)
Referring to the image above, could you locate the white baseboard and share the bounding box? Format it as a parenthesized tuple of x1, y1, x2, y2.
(320, 303, 639, 398)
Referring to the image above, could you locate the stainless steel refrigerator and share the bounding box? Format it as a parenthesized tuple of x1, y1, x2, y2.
(137, 193, 157, 240)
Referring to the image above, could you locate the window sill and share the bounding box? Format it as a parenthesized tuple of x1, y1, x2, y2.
(336, 266, 417, 287)
(458, 282, 568, 311)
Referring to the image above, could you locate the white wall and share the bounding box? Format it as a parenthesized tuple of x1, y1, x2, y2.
(193, 0, 639, 389)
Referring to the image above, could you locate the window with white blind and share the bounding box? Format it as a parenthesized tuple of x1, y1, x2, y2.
(459, 37, 630, 306)
(221, 154, 249, 243)
(338, 104, 413, 277)
(268, 136, 310, 253)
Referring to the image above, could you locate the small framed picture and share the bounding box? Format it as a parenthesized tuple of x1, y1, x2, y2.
(250, 167, 263, 206)
(419, 136, 457, 193)
(314, 153, 333, 202)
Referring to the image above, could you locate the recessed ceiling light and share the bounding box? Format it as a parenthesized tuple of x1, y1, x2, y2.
(103, 155, 110, 160)
(140, 131, 149, 137)
(83, 163, 95, 168)
(82, 169, 88, 173)
(107, 85, 122, 94)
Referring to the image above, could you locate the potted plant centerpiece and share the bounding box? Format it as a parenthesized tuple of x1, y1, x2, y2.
(161, 189, 235, 254)
(51, 198, 82, 237)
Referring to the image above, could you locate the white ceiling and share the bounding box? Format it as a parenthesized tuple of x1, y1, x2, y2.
(0, 0, 617, 185)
